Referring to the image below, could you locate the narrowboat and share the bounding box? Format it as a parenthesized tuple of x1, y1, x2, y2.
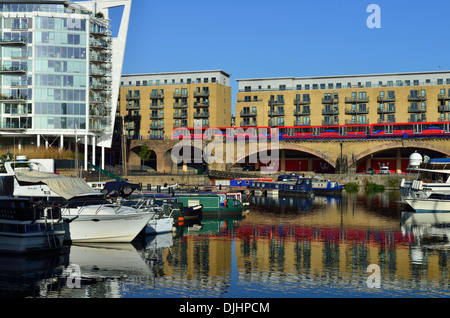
(248, 176, 314, 197)
(176, 194, 243, 219)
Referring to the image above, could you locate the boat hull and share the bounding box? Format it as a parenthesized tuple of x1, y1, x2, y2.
(63, 212, 153, 243)
(404, 198, 450, 213)
(145, 217, 174, 235)
(0, 220, 65, 254)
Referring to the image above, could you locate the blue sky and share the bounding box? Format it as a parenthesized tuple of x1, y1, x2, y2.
(105, 0, 450, 111)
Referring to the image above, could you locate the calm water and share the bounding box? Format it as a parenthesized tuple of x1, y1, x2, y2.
(4, 190, 450, 298)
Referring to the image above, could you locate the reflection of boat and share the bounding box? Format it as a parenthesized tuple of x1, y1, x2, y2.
(0, 195, 65, 253)
(250, 195, 314, 212)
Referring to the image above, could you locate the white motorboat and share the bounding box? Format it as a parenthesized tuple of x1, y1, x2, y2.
(0, 157, 153, 243)
(404, 193, 450, 213)
(0, 196, 65, 253)
(400, 152, 450, 201)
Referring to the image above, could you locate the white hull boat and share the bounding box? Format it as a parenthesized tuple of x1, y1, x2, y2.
(404, 193, 450, 213)
(62, 204, 154, 243)
(0, 196, 65, 253)
(145, 216, 174, 235)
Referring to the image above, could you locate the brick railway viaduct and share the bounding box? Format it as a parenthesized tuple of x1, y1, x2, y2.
(126, 137, 450, 174)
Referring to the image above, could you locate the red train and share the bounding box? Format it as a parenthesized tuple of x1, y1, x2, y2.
(172, 122, 450, 140)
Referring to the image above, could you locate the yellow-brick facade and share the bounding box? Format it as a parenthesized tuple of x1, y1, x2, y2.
(235, 72, 450, 130)
(119, 70, 232, 139)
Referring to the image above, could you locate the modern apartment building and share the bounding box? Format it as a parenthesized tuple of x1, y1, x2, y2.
(0, 0, 131, 169)
(119, 70, 232, 139)
(235, 71, 450, 129)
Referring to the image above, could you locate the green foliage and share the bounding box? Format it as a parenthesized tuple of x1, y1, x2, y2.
(385, 176, 400, 187)
(366, 181, 385, 193)
(345, 182, 359, 192)
(138, 144, 152, 165)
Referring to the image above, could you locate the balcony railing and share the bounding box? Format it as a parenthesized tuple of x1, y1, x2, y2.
(408, 117, 427, 123)
(0, 95, 28, 103)
(345, 119, 370, 125)
(268, 110, 284, 117)
(0, 37, 28, 46)
(268, 121, 284, 127)
(438, 94, 450, 101)
(293, 98, 311, 105)
(193, 101, 209, 107)
(377, 106, 396, 113)
(173, 113, 188, 119)
(0, 65, 27, 74)
(345, 107, 369, 115)
(125, 114, 141, 121)
(268, 100, 285, 106)
(126, 95, 140, 100)
(408, 105, 427, 113)
(173, 102, 188, 109)
(240, 121, 257, 127)
(150, 113, 164, 120)
(150, 93, 164, 99)
(150, 104, 164, 110)
(377, 96, 395, 103)
(193, 91, 210, 97)
(377, 118, 396, 124)
(345, 96, 369, 103)
(322, 97, 339, 104)
(322, 108, 339, 115)
(408, 94, 427, 101)
(173, 92, 188, 98)
(240, 110, 257, 117)
(438, 105, 450, 112)
(294, 120, 311, 126)
(193, 112, 210, 118)
(322, 120, 339, 126)
(150, 123, 164, 130)
(293, 109, 311, 116)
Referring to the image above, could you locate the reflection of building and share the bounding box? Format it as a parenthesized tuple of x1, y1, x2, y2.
(119, 70, 232, 140)
(0, 0, 131, 170)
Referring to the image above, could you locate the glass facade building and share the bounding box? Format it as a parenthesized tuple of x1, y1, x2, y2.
(0, 0, 130, 169)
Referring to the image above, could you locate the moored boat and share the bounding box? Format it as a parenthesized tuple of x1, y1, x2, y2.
(247, 175, 314, 197)
(0, 197, 65, 253)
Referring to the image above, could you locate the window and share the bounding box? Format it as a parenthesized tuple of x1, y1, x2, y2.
(328, 83, 334, 89)
(244, 86, 251, 92)
(336, 83, 342, 89)
(279, 84, 286, 90)
(296, 84, 302, 90)
(305, 84, 310, 90)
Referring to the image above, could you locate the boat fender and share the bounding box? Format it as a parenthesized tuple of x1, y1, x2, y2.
(399, 179, 405, 188)
(91, 219, 100, 222)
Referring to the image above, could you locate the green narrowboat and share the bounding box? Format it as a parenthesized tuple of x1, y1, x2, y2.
(176, 193, 242, 219)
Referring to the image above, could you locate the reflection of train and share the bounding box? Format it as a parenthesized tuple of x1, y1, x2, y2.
(172, 122, 450, 140)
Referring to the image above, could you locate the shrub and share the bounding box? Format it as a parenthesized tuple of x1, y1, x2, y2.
(345, 182, 359, 192)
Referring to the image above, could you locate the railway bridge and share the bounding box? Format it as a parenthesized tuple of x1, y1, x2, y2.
(127, 137, 450, 174)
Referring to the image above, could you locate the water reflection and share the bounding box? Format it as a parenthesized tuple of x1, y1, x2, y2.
(5, 191, 450, 298)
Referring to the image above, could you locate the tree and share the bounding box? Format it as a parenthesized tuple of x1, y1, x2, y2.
(138, 144, 152, 169)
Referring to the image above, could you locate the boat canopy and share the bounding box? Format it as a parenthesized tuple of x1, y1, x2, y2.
(15, 170, 98, 200)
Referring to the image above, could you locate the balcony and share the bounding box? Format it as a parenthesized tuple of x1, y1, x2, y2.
(150, 104, 164, 110)
(377, 105, 396, 113)
(294, 109, 311, 116)
(0, 36, 28, 46)
(377, 118, 396, 124)
(240, 121, 257, 127)
(150, 93, 164, 99)
(173, 102, 188, 109)
(126, 94, 140, 101)
(173, 92, 188, 98)
(89, 40, 111, 51)
(0, 65, 27, 74)
(150, 113, 164, 120)
(408, 94, 427, 101)
(125, 114, 141, 121)
(0, 95, 28, 103)
(268, 121, 285, 127)
(293, 98, 310, 106)
(173, 123, 188, 128)
(268, 109, 284, 117)
(438, 94, 450, 101)
(408, 105, 427, 113)
(408, 117, 427, 123)
(438, 105, 450, 112)
(345, 119, 370, 125)
(90, 83, 109, 91)
(377, 96, 395, 103)
(268, 100, 285, 106)
(173, 113, 188, 119)
(240, 110, 257, 117)
(345, 96, 369, 103)
(194, 101, 209, 107)
(294, 119, 311, 126)
(322, 120, 339, 126)
(194, 91, 210, 97)
(322, 97, 339, 104)
(193, 111, 210, 118)
(345, 107, 369, 115)
(150, 123, 164, 130)
(322, 108, 339, 115)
